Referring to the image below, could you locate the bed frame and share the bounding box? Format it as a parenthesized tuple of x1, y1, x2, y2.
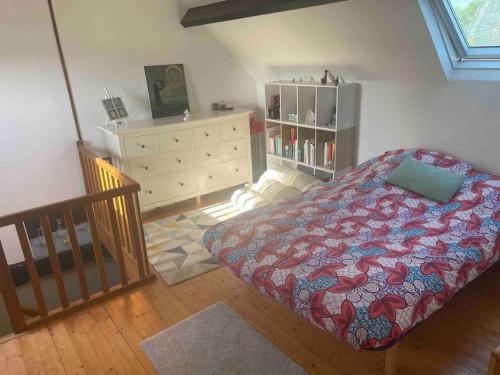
(489, 346, 500, 375)
(385, 344, 400, 375)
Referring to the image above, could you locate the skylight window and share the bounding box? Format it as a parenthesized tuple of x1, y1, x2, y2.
(419, 0, 500, 80)
(447, 0, 500, 48)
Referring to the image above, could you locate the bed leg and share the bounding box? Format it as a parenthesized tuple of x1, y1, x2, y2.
(385, 343, 400, 375)
(196, 196, 202, 208)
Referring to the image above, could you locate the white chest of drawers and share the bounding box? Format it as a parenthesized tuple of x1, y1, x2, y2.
(98, 110, 253, 211)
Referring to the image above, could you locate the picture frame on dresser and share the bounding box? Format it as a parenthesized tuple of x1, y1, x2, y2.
(98, 110, 253, 211)
(144, 64, 190, 119)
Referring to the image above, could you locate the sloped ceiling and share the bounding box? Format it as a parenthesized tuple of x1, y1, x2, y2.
(178, 0, 500, 175)
(178, 0, 444, 82)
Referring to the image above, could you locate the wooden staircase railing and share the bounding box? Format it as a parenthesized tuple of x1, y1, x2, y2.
(0, 141, 155, 334)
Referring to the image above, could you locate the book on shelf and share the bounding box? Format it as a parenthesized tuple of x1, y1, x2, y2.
(323, 141, 336, 166)
(269, 134, 282, 156)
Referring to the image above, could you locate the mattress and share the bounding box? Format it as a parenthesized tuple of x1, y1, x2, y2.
(203, 149, 500, 350)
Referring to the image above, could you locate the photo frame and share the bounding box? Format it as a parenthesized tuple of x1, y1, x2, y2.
(102, 97, 128, 121)
(144, 64, 190, 119)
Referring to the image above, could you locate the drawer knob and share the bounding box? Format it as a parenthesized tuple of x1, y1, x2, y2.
(140, 144, 146, 149)
(208, 175, 213, 179)
(142, 166, 149, 170)
(235, 168, 240, 172)
(204, 132, 209, 137)
(146, 190, 153, 194)
(232, 126, 237, 131)
(233, 146, 238, 151)
(178, 182, 184, 187)
(173, 137, 179, 143)
(175, 158, 181, 163)
(206, 152, 211, 157)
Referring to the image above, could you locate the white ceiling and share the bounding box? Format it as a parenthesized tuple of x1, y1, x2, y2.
(179, 0, 217, 7)
(176, 0, 444, 83)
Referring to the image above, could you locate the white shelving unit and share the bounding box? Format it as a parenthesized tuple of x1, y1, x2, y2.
(264, 81, 358, 180)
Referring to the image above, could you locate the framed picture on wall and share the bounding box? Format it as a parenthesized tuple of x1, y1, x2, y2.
(144, 64, 190, 119)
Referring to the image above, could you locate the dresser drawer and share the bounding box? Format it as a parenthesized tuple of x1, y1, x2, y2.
(159, 129, 191, 152)
(137, 178, 164, 207)
(128, 150, 194, 179)
(124, 135, 159, 157)
(162, 169, 196, 199)
(192, 124, 220, 146)
(196, 158, 249, 192)
(138, 170, 196, 207)
(194, 139, 248, 166)
(221, 120, 247, 140)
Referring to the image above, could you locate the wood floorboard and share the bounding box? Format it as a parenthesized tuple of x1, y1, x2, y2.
(2, 339, 28, 375)
(61, 314, 106, 375)
(47, 321, 86, 375)
(17, 332, 44, 375)
(1, 192, 499, 374)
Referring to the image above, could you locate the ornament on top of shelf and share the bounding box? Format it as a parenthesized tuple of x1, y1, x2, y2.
(305, 110, 315, 126)
(321, 70, 328, 84)
(327, 70, 336, 83)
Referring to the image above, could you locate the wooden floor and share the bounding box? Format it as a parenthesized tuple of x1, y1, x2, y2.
(1, 192, 499, 375)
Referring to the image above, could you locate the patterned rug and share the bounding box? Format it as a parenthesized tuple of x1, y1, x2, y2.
(143, 202, 241, 285)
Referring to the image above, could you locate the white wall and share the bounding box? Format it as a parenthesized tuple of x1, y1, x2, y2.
(0, 0, 85, 264)
(53, 0, 258, 151)
(190, 0, 500, 174)
(0, 0, 259, 264)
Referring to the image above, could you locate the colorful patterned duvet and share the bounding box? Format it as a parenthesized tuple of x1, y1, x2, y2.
(203, 149, 500, 350)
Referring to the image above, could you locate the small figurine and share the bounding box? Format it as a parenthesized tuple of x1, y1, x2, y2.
(327, 71, 336, 83)
(321, 70, 328, 85)
(183, 109, 191, 121)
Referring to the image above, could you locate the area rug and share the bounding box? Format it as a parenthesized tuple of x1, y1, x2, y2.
(141, 302, 307, 375)
(143, 202, 241, 285)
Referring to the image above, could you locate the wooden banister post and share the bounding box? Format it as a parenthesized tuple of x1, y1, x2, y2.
(0, 241, 27, 333)
(85, 204, 109, 292)
(41, 216, 69, 308)
(106, 198, 128, 285)
(63, 208, 89, 300)
(133, 192, 149, 274)
(125, 194, 146, 278)
(15, 222, 47, 316)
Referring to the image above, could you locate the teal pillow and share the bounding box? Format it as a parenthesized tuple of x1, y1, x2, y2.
(386, 158, 465, 203)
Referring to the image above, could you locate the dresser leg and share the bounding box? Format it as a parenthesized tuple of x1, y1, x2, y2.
(196, 196, 202, 208)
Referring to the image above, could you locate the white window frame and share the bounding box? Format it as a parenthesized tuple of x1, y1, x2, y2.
(419, 0, 500, 81)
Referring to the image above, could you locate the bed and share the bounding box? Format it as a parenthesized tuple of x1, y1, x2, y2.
(203, 149, 500, 372)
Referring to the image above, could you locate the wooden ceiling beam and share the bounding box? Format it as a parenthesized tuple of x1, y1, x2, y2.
(181, 0, 348, 28)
